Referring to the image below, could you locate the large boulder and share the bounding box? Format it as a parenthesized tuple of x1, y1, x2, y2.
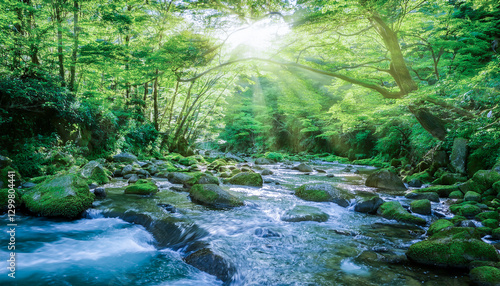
(406, 237, 499, 268)
(365, 170, 407, 192)
(255, 157, 272, 165)
(427, 219, 454, 236)
(281, 205, 329, 222)
(185, 172, 219, 186)
(22, 174, 95, 218)
(405, 191, 440, 202)
(376, 201, 426, 225)
(295, 183, 353, 207)
(450, 138, 468, 174)
(124, 179, 158, 195)
(227, 172, 263, 187)
(354, 196, 384, 214)
(413, 185, 460, 198)
(293, 163, 314, 172)
(189, 184, 243, 209)
(410, 199, 431, 215)
(113, 152, 137, 163)
(80, 160, 110, 185)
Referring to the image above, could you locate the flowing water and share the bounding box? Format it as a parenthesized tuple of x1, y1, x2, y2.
(0, 161, 470, 285)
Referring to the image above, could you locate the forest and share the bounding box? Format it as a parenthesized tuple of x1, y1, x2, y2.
(1, 0, 500, 285)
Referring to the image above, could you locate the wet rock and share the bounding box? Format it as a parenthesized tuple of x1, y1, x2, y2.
(184, 248, 236, 284)
(476, 211, 500, 222)
(414, 185, 460, 198)
(460, 220, 476, 228)
(293, 163, 313, 172)
(410, 199, 431, 215)
(21, 182, 37, 189)
(136, 169, 150, 177)
(123, 173, 135, 180)
(377, 201, 426, 225)
(449, 190, 464, 199)
(113, 152, 137, 163)
(122, 165, 134, 176)
(469, 266, 500, 286)
(225, 152, 244, 163)
(255, 158, 272, 165)
(227, 172, 263, 187)
(427, 219, 453, 236)
(93, 187, 106, 198)
(127, 174, 140, 184)
(254, 228, 281, 238)
(354, 196, 384, 214)
(23, 174, 95, 218)
(295, 183, 353, 207)
(281, 205, 329, 222)
(158, 203, 177, 213)
(365, 170, 407, 192)
(167, 172, 194, 184)
(80, 160, 110, 185)
(170, 186, 189, 192)
(464, 191, 481, 202)
(314, 168, 327, 173)
(124, 179, 158, 195)
(185, 172, 219, 186)
(189, 184, 243, 209)
(450, 138, 467, 174)
(405, 191, 440, 202)
(261, 168, 273, 176)
(408, 179, 422, 188)
(326, 173, 335, 178)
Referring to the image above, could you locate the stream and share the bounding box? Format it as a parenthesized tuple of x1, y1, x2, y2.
(0, 161, 469, 285)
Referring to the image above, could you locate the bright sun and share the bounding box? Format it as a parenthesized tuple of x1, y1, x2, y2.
(224, 18, 290, 52)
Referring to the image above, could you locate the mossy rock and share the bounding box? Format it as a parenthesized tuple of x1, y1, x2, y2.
(377, 201, 426, 225)
(80, 160, 110, 185)
(281, 205, 329, 222)
(450, 215, 467, 226)
(469, 266, 500, 286)
(449, 190, 464, 199)
(179, 157, 198, 166)
(22, 174, 95, 218)
(410, 199, 431, 215)
(404, 171, 432, 184)
(472, 170, 500, 193)
(476, 211, 500, 222)
(432, 173, 467, 185)
(427, 219, 454, 236)
(1, 166, 22, 188)
(405, 191, 440, 202)
(477, 227, 493, 237)
(295, 183, 353, 207)
(124, 179, 158, 195)
(231, 169, 241, 176)
(30, 175, 53, 184)
(414, 185, 460, 198)
(492, 228, 500, 240)
(493, 182, 500, 193)
(207, 159, 228, 171)
(465, 191, 482, 202)
(165, 153, 185, 162)
(453, 204, 482, 218)
(365, 170, 407, 192)
(185, 172, 219, 186)
(430, 227, 481, 240)
(227, 172, 263, 187)
(189, 184, 243, 209)
(483, 219, 499, 229)
(406, 237, 499, 268)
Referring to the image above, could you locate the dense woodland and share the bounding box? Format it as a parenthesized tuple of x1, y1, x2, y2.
(0, 0, 499, 181)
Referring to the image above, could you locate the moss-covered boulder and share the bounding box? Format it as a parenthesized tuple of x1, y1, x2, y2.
(22, 174, 95, 218)
(404, 171, 432, 185)
(405, 191, 440, 202)
(207, 159, 228, 171)
(465, 191, 482, 202)
(281, 205, 329, 222)
(449, 190, 464, 199)
(427, 219, 454, 236)
(414, 185, 460, 198)
(365, 170, 407, 192)
(1, 166, 22, 188)
(295, 183, 353, 207)
(482, 219, 499, 229)
(189, 184, 243, 209)
(376, 201, 426, 225)
(167, 172, 194, 184)
(450, 203, 482, 218)
(185, 172, 219, 186)
(113, 152, 137, 163)
(80, 160, 110, 185)
(410, 199, 431, 215)
(354, 196, 384, 214)
(472, 170, 500, 193)
(183, 248, 236, 284)
(432, 173, 467, 185)
(179, 157, 198, 166)
(227, 172, 263, 187)
(476, 211, 500, 222)
(469, 266, 500, 286)
(124, 179, 158, 195)
(406, 237, 499, 268)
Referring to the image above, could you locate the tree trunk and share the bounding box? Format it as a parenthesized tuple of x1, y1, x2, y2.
(69, 0, 78, 91)
(370, 13, 417, 95)
(153, 70, 159, 131)
(55, 1, 65, 85)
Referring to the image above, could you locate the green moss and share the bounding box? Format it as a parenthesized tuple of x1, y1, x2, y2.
(124, 179, 158, 195)
(179, 157, 198, 166)
(492, 228, 500, 240)
(460, 204, 482, 217)
(30, 175, 53, 184)
(231, 169, 241, 176)
(414, 185, 460, 198)
(494, 182, 500, 193)
(189, 184, 218, 203)
(227, 172, 263, 187)
(322, 155, 350, 164)
(410, 199, 431, 215)
(476, 211, 500, 221)
(464, 191, 481, 202)
(165, 153, 185, 162)
(483, 219, 499, 229)
(429, 227, 480, 240)
(427, 219, 453, 236)
(164, 162, 179, 172)
(469, 266, 500, 286)
(0, 188, 23, 213)
(405, 171, 432, 184)
(189, 184, 243, 208)
(450, 215, 466, 226)
(207, 159, 228, 171)
(449, 191, 464, 199)
(185, 172, 219, 186)
(295, 185, 331, 202)
(22, 174, 95, 218)
(377, 201, 426, 225)
(477, 227, 493, 237)
(406, 237, 499, 268)
(265, 152, 284, 162)
(472, 170, 500, 193)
